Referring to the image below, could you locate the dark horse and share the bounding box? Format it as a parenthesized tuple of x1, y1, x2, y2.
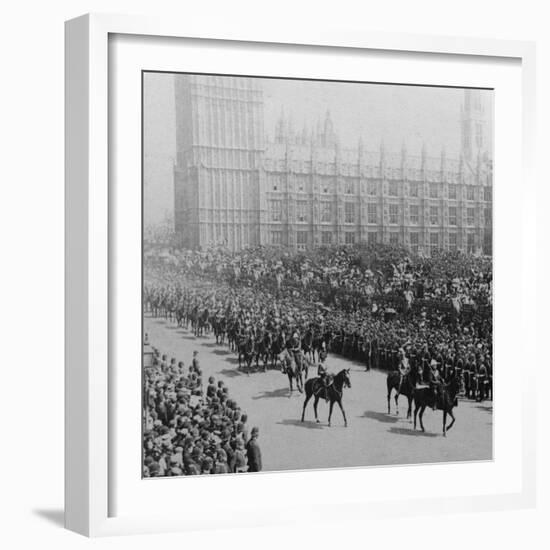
(237, 334, 255, 375)
(413, 375, 460, 436)
(301, 369, 351, 427)
(254, 331, 272, 372)
(301, 329, 315, 363)
(193, 306, 209, 337)
(270, 333, 286, 369)
(386, 371, 414, 418)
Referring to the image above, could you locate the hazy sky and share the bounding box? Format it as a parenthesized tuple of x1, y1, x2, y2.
(143, 73, 492, 225)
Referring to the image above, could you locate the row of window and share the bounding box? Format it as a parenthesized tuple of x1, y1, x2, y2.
(265, 163, 486, 183)
(268, 178, 492, 201)
(269, 200, 491, 226)
(270, 231, 490, 252)
(271, 230, 484, 252)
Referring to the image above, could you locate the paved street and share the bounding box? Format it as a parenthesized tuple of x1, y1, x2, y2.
(145, 315, 493, 473)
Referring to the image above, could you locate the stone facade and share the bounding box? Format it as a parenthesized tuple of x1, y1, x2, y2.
(174, 77, 492, 254)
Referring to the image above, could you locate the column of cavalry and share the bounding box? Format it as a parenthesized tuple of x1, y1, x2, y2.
(144, 281, 356, 426)
(144, 245, 492, 434)
(145, 280, 479, 435)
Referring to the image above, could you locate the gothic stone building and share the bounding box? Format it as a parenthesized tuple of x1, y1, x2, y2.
(174, 75, 492, 255)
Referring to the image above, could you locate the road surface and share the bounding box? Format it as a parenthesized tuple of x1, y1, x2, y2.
(145, 315, 493, 473)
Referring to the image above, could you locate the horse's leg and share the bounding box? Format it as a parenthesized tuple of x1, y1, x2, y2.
(313, 395, 320, 423)
(446, 409, 456, 432)
(394, 392, 399, 415)
(419, 405, 426, 432)
(406, 396, 412, 420)
(301, 392, 311, 422)
(337, 399, 348, 427)
(328, 400, 334, 427)
(443, 410, 447, 437)
(288, 373, 293, 394)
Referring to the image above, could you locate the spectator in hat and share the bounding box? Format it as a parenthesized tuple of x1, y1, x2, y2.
(234, 438, 247, 473)
(246, 427, 262, 473)
(214, 449, 229, 474)
(206, 376, 217, 399)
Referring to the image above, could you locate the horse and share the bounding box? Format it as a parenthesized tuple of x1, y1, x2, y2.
(312, 333, 325, 362)
(301, 329, 315, 362)
(213, 315, 227, 344)
(227, 320, 241, 352)
(301, 369, 351, 427)
(237, 334, 255, 375)
(270, 332, 286, 369)
(255, 331, 273, 371)
(413, 375, 460, 436)
(386, 370, 415, 418)
(194, 307, 209, 337)
(280, 348, 304, 393)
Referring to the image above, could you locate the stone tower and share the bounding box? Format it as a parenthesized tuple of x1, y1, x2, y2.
(173, 75, 266, 250)
(461, 88, 492, 164)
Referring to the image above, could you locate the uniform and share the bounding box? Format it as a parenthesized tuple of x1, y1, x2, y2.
(246, 436, 262, 472)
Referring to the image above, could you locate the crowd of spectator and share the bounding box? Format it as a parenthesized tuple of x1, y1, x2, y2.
(143, 346, 262, 477)
(145, 243, 492, 319)
(144, 244, 491, 403)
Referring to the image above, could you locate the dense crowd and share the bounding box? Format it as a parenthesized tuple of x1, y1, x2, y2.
(143, 346, 262, 477)
(145, 243, 492, 318)
(144, 243, 493, 401)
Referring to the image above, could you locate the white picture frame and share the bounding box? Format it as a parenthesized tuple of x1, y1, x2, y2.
(65, 13, 537, 537)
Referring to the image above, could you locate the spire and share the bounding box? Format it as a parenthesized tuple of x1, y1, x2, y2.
(286, 112, 295, 143)
(301, 120, 308, 145)
(316, 116, 322, 145)
(323, 109, 336, 147)
(275, 107, 285, 144)
(380, 138, 386, 159)
(421, 141, 427, 168)
(400, 140, 407, 171)
(324, 109, 332, 131)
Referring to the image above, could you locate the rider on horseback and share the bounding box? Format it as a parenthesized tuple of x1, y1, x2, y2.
(397, 347, 410, 393)
(316, 363, 333, 402)
(429, 359, 444, 410)
(319, 341, 328, 364)
(288, 331, 301, 364)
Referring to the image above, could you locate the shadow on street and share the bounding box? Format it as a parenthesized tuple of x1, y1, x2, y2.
(388, 426, 438, 438)
(277, 418, 324, 430)
(361, 410, 400, 424)
(252, 387, 293, 400)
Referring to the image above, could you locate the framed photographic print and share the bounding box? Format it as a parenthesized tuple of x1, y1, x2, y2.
(65, 13, 537, 536)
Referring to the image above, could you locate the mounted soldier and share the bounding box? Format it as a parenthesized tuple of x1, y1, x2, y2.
(288, 330, 301, 364)
(429, 359, 444, 409)
(397, 347, 411, 393)
(316, 362, 333, 402)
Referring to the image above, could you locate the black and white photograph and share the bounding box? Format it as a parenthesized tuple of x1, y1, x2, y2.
(142, 72, 493, 477)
